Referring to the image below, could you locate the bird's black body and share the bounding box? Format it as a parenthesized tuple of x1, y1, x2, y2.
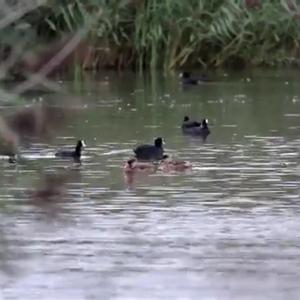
(180, 72, 211, 85)
(134, 137, 164, 161)
(55, 140, 85, 159)
(182, 117, 210, 140)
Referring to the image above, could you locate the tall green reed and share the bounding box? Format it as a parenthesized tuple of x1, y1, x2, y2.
(2, 0, 300, 73)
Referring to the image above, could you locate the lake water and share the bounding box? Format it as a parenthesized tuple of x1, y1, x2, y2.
(1, 69, 300, 300)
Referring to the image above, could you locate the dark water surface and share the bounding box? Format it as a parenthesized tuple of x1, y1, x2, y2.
(1, 70, 300, 300)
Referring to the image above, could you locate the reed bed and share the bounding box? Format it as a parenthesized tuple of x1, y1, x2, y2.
(1, 0, 300, 75)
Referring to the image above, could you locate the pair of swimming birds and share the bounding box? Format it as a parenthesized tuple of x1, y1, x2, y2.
(125, 115, 209, 172)
(132, 115, 210, 161)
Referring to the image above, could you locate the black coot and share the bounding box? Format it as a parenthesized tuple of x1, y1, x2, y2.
(182, 116, 201, 129)
(179, 71, 211, 85)
(55, 140, 86, 159)
(133, 137, 164, 161)
(182, 117, 210, 140)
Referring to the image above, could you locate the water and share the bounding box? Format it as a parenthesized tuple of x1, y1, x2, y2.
(1, 69, 300, 300)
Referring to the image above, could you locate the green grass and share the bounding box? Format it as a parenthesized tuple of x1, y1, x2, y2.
(1, 0, 300, 73)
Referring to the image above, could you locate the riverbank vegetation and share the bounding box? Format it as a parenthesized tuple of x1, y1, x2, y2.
(1, 0, 300, 77)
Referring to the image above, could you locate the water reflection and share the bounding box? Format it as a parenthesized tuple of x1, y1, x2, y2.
(1, 69, 300, 299)
(0, 96, 80, 162)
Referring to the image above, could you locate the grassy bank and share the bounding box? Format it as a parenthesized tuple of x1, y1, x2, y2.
(1, 0, 300, 75)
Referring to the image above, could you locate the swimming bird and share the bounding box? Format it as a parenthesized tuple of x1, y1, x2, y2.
(179, 71, 211, 85)
(159, 155, 192, 172)
(182, 116, 201, 129)
(55, 140, 86, 159)
(182, 117, 210, 140)
(123, 158, 157, 173)
(133, 137, 165, 161)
